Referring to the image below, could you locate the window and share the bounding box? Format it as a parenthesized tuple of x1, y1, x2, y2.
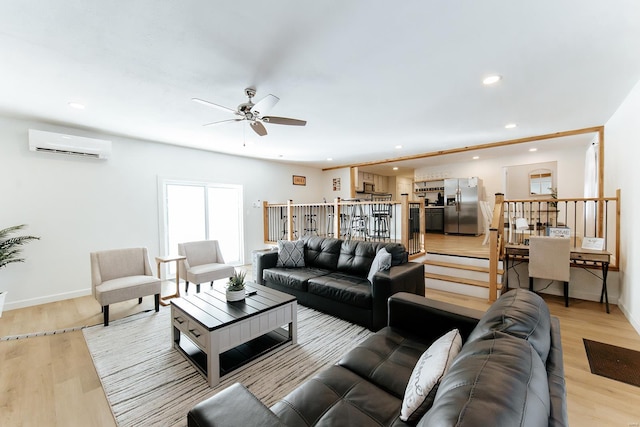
(161, 180, 244, 270)
(529, 170, 553, 195)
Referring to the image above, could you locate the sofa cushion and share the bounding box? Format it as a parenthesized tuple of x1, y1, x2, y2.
(263, 267, 331, 292)
(467, 288, 552, 363)
(420, 331, 550, 427)
(271, 365, 406, 427)
(368, 248, 392, 283)
(276, 240, 305, 268)
(308, 273, 372, 309)
(337, 240, 378, 276)
(400, 329, 462, 423)
(338, 327, 430, 399)
(303, 236, 341, 270)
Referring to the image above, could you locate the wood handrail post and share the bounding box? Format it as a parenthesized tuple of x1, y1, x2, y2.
(419, 197, 425, 253)
(616, 188, 620, 269)
(287, 199, 294, 241)
(263, 200, 269, 243)
(488, 193, 504, 302)
(401, 194, 409, 250)
(334, 197, 341, 239)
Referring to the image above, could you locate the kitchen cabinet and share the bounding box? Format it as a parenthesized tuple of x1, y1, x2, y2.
(425, 207, 444, 233)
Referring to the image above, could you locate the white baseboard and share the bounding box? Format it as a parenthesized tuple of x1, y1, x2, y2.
(4, 288, 92, 312)
(618, 300, 640, 336)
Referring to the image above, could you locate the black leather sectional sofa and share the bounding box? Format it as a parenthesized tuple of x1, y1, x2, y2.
(187, 289, 567, 426)
(253, 236, 425, 331)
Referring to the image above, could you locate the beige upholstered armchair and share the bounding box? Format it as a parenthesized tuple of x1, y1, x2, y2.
(178, 240, 235, 293)
(90, 247, 161, 326)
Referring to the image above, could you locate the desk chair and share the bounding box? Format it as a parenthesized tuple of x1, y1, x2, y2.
(178, 240, 235, 293)
(528, 236, 571, 307)
(480, 201, 492, 245)
(90, 247, 161, 326)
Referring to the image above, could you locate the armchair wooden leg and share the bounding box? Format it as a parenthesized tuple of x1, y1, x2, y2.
(154, 294, 160, 312)
(210, 281, 214, 288)
(138, 297, 143, 304)
(103, 305, 109, 326)
(529, 277, 534, 291)
(185, 281, 189, 293)
(196, 284, 201, 293)
(564, 282, 569, 307)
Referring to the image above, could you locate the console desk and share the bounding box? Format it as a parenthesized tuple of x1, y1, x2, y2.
(504, 243, 611, 313)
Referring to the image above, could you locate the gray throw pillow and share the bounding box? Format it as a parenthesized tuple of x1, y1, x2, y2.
(276, 240, 305, 268)
(367, 247, 392, 283)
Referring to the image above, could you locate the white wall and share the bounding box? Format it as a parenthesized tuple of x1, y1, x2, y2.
(321, 167, 351, 200)
(605, 78, 640, 334)
(0, 116, 324, 310)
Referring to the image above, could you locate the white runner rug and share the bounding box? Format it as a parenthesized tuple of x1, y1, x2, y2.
(83, 305, 372, 427)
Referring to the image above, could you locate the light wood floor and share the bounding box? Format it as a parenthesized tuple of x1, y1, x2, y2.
(424, 232, 490, 258)
(2, 277, 640, 426)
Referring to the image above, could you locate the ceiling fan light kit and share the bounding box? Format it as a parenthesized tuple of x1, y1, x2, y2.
(193, 88, 306, 136)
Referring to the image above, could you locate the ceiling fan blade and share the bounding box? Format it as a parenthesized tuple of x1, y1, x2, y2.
(192, 98, 236, 114)
(251, 94, 280, 116)
(203, 118, 244, 127)
(262, 116, 307, 126)
(250, 121, 268, 136)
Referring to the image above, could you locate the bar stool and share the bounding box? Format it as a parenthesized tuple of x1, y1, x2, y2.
(281, 214, 298, 239)
(326, 205, 335, 237)
(303, 213, 318, 236)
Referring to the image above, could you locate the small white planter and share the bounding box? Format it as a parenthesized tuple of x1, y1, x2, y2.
(225, 289, 245, 302)
(0, 291, 7, 318)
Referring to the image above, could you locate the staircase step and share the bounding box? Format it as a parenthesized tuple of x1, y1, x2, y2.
(425, 272, 503, 290)
(423, 260, 504, 275)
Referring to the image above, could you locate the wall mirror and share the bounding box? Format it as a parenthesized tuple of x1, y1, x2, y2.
(529, 169, 554, 195)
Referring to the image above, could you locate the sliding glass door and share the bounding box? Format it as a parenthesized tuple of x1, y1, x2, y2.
(162, 180, 244, 267)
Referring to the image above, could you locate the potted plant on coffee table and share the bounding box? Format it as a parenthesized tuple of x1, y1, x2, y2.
(226, 269, 246, 302)
(0, 224, 40, 317)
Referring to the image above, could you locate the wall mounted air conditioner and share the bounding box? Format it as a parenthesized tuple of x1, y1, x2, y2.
(28, 129, 112, 159)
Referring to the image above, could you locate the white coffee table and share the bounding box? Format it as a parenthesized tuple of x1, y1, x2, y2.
(171, 282, 297, 386)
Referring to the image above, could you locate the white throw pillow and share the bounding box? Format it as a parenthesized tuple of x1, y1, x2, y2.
(400, 329, 462, 423)
(367, 248, 392, 283)
(276, 240, 305, 268)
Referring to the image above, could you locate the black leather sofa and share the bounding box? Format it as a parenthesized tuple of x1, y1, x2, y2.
(188, 289, 567, 427)
(253, 236, 425, 331)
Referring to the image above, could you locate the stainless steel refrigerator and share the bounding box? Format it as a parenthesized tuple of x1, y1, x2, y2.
(444, 177, 482, 235)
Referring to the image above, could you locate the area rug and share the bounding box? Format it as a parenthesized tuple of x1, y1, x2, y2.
(583, 338, 640, 388)
(83, 306, 373, 427)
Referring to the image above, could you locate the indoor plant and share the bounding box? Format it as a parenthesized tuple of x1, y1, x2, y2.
(225, 269, 246, 302)
(0, 224, 40, 316)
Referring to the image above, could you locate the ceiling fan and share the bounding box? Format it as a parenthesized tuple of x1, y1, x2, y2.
(193, 87, 307, 136)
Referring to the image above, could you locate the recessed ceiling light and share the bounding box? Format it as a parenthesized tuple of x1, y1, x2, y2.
(327, 157, 333, 161)
(395, 145, 402, 149)
(393, 167, 399, 170)
(482, 75, 502, 85)
(505, 123, 517, 129)
(472, 156, 480, 160)
(529, 148, 537, 152)
(68, 102, 86, 110)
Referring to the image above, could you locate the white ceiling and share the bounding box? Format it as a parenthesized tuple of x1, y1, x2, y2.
(1, 1, 639, 169)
